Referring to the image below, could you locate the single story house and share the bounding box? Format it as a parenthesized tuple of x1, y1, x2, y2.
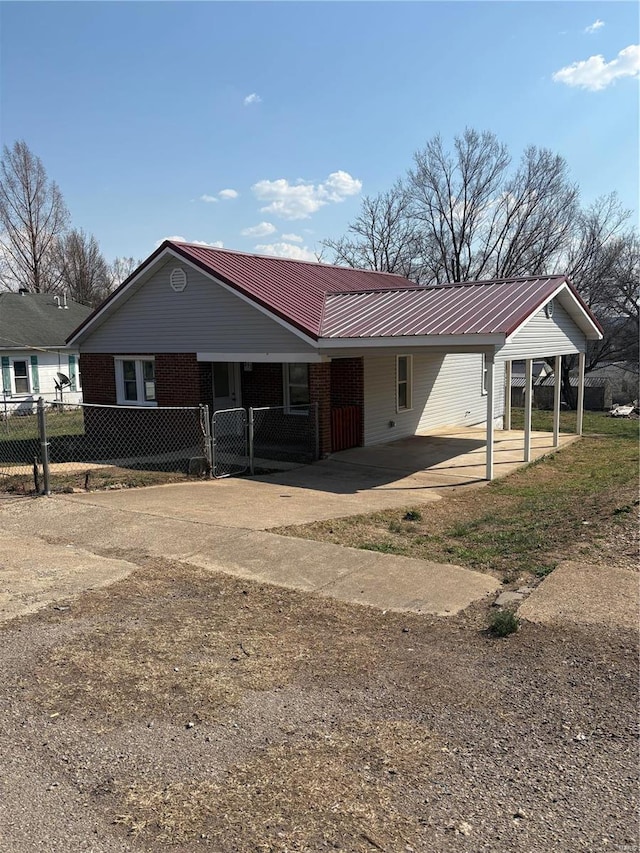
(1, 291, 92, 415)
(67, 240, 603, 479)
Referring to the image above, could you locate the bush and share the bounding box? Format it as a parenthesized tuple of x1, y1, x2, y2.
(489, 609, 520, 637)
(403, 510, 422, 522)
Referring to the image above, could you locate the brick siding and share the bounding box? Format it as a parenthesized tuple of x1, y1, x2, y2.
(79, 354, 117, 404)
(241, 363, 284, 408)
(309, 362, 331, 456)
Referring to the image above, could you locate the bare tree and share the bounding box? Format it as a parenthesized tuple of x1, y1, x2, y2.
(408, 130, 579, 282)
(324, 130, 579, 285)
(53, 229, 112, 307)
(0, 140, 69, 292)
(323, 183, 428, 281)
(109, 255, 139, 289)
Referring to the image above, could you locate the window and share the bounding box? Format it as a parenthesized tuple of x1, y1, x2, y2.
(12, 360, 30, 394)
(284, 363, 310, 412)
(481, 353, 488, 396)
(115, 358, 156, 405)
(396, 355, 412, 411)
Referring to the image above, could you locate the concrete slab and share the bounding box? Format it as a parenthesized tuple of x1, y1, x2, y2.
(0, 496, 499, 617)
(0, 531, 134, 622)
(61, 429, 577, 530)
(518, 561, 639, 631)
(63, 472, 443, 531)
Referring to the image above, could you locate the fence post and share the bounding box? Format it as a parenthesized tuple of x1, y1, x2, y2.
(37, 397, 51, 496)
(201, 404, 213, 478)
(248, 407, 255, 475)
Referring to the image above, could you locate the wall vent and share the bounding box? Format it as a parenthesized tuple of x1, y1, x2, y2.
(170, 268, 187, 292)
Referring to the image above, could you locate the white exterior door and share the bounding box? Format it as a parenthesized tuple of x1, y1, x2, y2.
(212, 362, 241, 411)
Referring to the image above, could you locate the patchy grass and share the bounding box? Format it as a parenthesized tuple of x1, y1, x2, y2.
(21, 560, 447, 849)
(0, 465, 190, 495)
(115, 719, 437, 850)
(276, 414, 639, 579)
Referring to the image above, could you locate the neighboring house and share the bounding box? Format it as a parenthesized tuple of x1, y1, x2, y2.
(0, 291, 92, 415)
(67, 241, 603, 478)
(582, 361, 639, 405)
(511, 374, 612, 411)
(510, 360, 553, 383)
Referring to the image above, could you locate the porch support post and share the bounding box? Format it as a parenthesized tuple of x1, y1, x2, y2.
(504, 360, 512, 431)
(576, 351, 586, 436)
(553, 354, 562, 448)
(485, 351, 495, 481)
(524, 358, 533, 463)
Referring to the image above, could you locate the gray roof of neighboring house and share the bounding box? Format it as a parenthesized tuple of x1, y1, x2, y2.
(0, 292, 92, 349)
(510, 375, 609, 388)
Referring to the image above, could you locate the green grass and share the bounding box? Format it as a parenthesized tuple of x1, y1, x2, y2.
(0, 408, 84, 441)
(279, 413, 639, 579)
(509, 407, 639, 440)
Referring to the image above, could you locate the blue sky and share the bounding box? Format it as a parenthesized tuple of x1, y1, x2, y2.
(1, 1, 638, 265)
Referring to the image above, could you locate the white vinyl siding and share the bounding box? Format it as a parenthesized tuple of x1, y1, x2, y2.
(363, 351, 505, 446)
(0, 348, 84, 413)
(80, 260, 316, 355)
(499, 301, 586, 361)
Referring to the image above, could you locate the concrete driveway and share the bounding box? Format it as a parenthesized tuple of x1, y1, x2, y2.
(63, 427, 576, 530)
(0, 427, 575, 622)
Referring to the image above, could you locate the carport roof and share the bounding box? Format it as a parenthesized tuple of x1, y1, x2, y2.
(320, 276, 590, 338)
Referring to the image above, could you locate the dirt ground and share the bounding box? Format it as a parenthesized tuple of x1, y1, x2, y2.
(0, 548, 638, 853)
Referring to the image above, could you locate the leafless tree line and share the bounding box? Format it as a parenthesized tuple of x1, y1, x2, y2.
(324, 128, 639, 373)
(0, 140, 139, 307)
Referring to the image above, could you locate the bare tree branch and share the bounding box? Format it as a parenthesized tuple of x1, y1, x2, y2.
(0, 140, 69, 292)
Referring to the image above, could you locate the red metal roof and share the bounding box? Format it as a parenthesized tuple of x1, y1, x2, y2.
(320, 276, 570, 338)
(170, 242, 410, 338)
(68, 241, 603, 345)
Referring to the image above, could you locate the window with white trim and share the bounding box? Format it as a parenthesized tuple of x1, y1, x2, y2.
(396, 355, 412, 412)
(283, 363, 310, 412)
(12, 359, 30, 395)
(115, 358, 156, 405)
(481, 353, 488, 396)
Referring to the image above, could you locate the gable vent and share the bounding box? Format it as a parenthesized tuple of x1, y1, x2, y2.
(170, 267, 187, 292)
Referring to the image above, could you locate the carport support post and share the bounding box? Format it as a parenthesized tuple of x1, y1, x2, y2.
(553, 355, 562, 448)
(485, 351, 495, 481)
(524, 358, 533, 463)
(576, 351, 585, 436)
(504, 360, 512, 431)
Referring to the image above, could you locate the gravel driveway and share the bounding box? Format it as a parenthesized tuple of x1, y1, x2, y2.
(0, 552, 637, 852)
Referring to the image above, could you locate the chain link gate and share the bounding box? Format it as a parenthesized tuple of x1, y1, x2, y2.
(211, 407, 248, 478)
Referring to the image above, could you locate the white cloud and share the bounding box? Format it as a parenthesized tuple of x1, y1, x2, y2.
(200, 194, 218, 203)
(251, 170, 362, 220)
(241, 221, 276, 237)
(553, 44, 640, 90)
(255, 242, 318, 262)
(584, 19, 605, 34)
(155, 236, 223, 248)
(280, 233, 304, 243)
(243, 93, 262, 106)
(219, 188, 239, 200)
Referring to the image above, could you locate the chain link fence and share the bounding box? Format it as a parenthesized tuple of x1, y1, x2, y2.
(249, 403, 319, 471)
(1, 399, 319, 492)
(1, 399, 211, 494)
